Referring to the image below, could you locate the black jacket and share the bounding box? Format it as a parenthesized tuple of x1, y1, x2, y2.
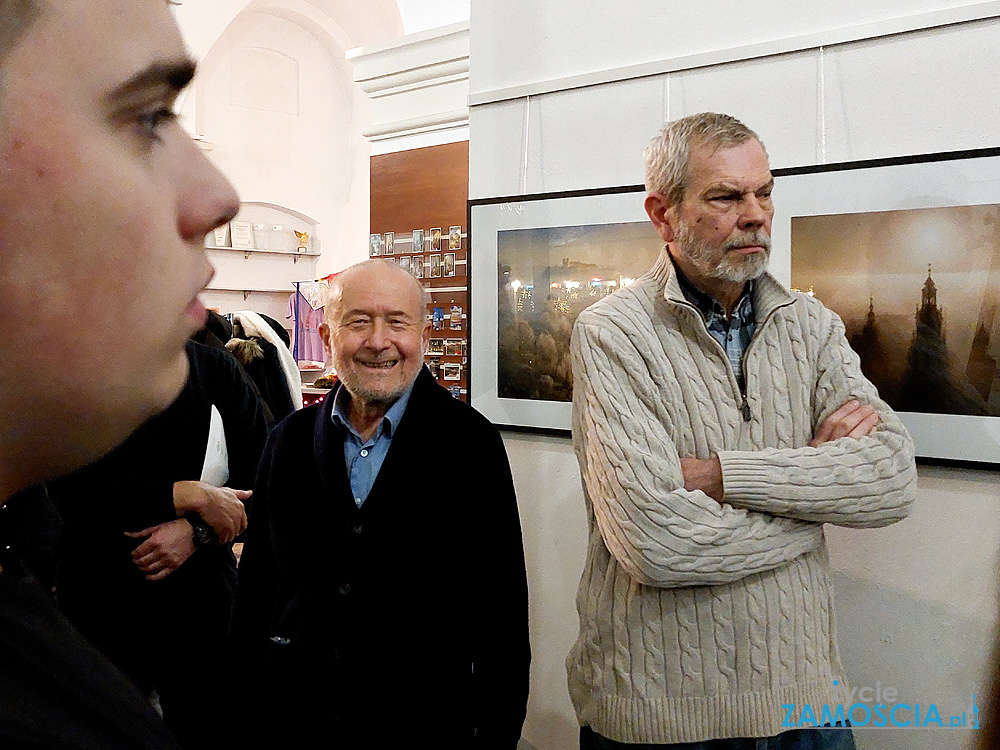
(232, 367, 530, 748)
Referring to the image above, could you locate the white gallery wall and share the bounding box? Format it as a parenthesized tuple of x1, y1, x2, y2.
(469, 2, 1000, 749)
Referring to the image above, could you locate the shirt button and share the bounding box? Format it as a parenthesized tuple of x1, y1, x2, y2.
(339, 583, 351, 595)
(360, 449, 369, 457)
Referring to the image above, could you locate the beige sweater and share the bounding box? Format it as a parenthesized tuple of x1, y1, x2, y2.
(567, 250, 917, 744)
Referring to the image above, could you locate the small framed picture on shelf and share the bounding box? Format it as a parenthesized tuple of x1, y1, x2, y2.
(413, 256, 425, 278)
(449, 225, 462, 250)
(412, 229, 424, 253)
(430, 227, 442, 251)
(369, 233, 382, 257)
(397, 256, 410, 273)
(212, 224, 231, 247)
(383, 231, 394, 255)
(442, 363, 461, 381)
(449, 385, 462, 399)
(231, 220, 253, 249)
(450, 305, 463, 330)
(428, 357, 441, 378)
(428, 338, 445, 355)
(443, 252, 456, 277)
(432, 306, 445, 330)
(430, 254, 442, 278)
(444, 339, 463, 357)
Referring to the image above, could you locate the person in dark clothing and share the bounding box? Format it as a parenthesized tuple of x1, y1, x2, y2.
(47, 341, 269, 750)
(0, 1, 241, 746)
(232, 260, 530, 748)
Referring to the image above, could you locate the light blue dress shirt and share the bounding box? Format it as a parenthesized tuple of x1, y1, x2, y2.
(330, 383, 414, 507)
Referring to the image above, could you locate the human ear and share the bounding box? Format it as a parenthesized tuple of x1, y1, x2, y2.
(644, 191, 677, 243)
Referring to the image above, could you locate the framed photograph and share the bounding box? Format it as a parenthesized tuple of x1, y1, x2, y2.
(469, 186, 660, 431)
(430, 227, 442, 252)
(383, 231, 394, 255)
(444, 252, 456, 277)
(383, 256, 395, 265)
(369, 233, 382, 257)
(428, 357, 441, 378)
(772, 146, 1000, 464)
(412, 229, 425, 253)
(442, 363, 462, 381)
(449, 225, 462, 250)
(413, 256, 425, 278)
(432, 306, 445, 330)
(444, 339, 463, 357)
(211, 224, 231, 247)
(231, 220, 254, 249)
(397, 255, 410, 273)
(428, 338, 445, 355)
(430, 254, 442, 278)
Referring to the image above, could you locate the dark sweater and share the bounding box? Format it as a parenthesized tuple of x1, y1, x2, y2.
(232, 366, 530, 748)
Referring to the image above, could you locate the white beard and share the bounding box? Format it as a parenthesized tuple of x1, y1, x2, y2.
(676, 223, 771, 283)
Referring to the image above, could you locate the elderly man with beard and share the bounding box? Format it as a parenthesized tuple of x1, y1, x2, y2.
(231, 260, 529, 749)
(566, 113, 917, 749)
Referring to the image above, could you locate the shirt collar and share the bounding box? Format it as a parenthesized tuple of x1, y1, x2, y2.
(672, 259, 755, 327)
(330, 379, 416, 443)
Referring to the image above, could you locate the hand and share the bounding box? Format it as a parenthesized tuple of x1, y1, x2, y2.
(173, 481, 250, 543)
(679, 457, 724, 503)
(809, 399, 880, 448)
(126, 519, 196, 581)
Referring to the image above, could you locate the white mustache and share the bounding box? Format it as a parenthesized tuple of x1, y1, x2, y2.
(724, 231, 771, 252)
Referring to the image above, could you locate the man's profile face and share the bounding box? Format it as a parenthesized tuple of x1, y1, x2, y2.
(670, 139, 774, 285)
(321, 263, 430, 411)
(0, 0, 239, 489)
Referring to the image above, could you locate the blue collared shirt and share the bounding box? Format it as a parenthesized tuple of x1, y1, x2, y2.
(674, 265, 756, 391)
(330, 384, 414, 507)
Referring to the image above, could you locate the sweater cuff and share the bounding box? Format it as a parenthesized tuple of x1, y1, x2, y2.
(716, 448, 806, 507)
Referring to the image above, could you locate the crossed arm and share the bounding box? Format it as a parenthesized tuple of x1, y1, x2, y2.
(571, 305, 916, 589)
(682, 399, 881, 502)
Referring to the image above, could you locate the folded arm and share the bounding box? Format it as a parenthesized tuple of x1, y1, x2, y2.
(572, 317, 824, 589)
(717, 308, 917, 528)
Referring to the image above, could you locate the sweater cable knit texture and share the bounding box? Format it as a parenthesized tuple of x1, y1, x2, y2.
(567, 249, 917, 744)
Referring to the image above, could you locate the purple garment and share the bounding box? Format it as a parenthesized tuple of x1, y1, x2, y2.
(287, 290, 326, 365)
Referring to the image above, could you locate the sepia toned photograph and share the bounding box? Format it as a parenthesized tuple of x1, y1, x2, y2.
(431, 227, 442, 252)
(414, 256, 425, 278)
(369, 233, 381, 257)
(791, 204, 1000, 418)
(449, 225, 462, 250)
(496, 221, 663, 402)
(444, 252, 456, 277)
(428, 338, 445, 355)
(430, 253, 442, 278)
(412, 228, 424, 253)
(383, 231, 394, 255)
(442, 362, 461, 381)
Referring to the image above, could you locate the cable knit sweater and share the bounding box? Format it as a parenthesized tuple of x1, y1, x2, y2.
(566, 249, 917, 744)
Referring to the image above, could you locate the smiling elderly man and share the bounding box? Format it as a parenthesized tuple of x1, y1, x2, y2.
(232, 259, 530, 748)
(567, 113, 917, 750)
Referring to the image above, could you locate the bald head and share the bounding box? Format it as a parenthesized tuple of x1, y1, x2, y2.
(322, 259, 431, 417)
(328, 259, 431, 312)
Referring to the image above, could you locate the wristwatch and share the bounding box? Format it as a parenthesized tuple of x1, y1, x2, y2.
(188, 517, 218, 547)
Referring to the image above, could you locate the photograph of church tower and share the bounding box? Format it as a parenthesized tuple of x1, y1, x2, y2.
(790, 203, 1000, 417)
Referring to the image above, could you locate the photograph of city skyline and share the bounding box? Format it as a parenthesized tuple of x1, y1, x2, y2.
(790, 203, 1000, 417)
(497, 221, 663, 401)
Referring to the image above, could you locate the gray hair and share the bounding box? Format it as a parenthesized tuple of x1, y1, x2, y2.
(643, 112, 766, 205)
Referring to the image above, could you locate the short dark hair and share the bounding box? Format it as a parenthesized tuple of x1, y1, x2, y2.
(0, 0, 41, 66)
